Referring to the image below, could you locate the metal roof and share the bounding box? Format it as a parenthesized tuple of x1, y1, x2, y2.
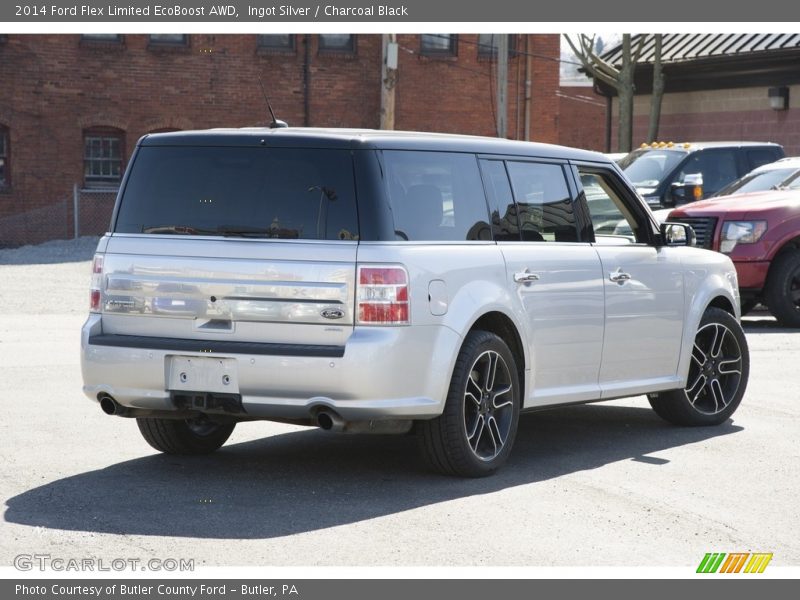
(602, 33, 800, 66)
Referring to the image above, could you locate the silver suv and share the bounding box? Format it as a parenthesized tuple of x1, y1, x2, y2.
(81, 128, 750, 477)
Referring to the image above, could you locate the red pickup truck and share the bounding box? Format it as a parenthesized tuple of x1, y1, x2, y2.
(669, 190, 800, 326)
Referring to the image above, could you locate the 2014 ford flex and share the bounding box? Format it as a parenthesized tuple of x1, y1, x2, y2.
(81, 128, 750, 477)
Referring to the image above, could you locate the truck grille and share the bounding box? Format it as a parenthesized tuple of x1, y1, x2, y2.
(667, 216, 717, 249)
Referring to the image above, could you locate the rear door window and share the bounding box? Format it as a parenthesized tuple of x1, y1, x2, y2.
(746, 147, 783, 171)
(382, 151, 491, 241)
(115, 146, 359, 240)
(505, 161, 578, 242)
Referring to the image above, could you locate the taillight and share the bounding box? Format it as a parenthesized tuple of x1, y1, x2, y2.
(90, 254, 104, 312)
(357, 265, 410, 325)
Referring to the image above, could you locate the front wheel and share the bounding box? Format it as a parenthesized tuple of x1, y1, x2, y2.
(137, 416, 235, 455)
(649, 307, 749, 426)
(764, 249, 800, 327)
(417, 330, 521, 477)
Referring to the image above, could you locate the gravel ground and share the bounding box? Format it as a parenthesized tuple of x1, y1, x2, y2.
(0, 237, 98, 314)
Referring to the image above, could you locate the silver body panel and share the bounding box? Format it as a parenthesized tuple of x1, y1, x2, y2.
(82, 234, 740, 421)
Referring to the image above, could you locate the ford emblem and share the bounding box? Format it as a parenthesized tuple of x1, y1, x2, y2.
(321, 308, 345, 320)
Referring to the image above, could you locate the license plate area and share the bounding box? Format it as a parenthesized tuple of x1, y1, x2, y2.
(167, 356, 239, 394)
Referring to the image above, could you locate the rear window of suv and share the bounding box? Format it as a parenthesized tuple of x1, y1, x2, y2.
(382, 151, 492, 241)
(115, 146, 359, 240)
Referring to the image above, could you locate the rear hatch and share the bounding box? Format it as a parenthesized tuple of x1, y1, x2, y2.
(97, 141, 359, 348)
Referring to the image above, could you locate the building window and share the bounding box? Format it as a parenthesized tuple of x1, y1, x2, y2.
(257, 34, 295, 51)
(81, 34, 122, 42)
(148, 34, 188, 45)
(420, 34, 457, 56)
(0, 126, 9, 189)
(477, 34, 517, 58)
(84, 129, 124, 187)
(319, 34, 355, 53)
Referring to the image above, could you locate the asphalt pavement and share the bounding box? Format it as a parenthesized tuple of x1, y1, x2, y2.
(1, 258, 798, 568)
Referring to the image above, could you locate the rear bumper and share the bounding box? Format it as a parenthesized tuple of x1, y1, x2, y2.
(81, 315, 460, 421)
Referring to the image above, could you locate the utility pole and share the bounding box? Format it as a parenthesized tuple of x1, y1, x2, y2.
(495, 34, 509, 138)
(380, 34, 398, 130)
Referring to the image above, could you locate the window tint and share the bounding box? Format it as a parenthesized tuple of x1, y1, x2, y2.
(677, 149, 738, 196)
(116, 147, 358, 241)
(579, 170, 642, 244)
(383, 151, 491, 241)
(746, 148, 781, 170)
(479, 160, 519, 241)
(505, 161, 577, 242)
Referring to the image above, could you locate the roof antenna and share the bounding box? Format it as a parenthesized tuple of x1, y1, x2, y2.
(258, 76, 288, 128)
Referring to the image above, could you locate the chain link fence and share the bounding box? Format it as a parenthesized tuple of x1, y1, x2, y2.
(74, 185, 118, 238)
(0, 184, 118, 248)
(0, 197, 71, 248)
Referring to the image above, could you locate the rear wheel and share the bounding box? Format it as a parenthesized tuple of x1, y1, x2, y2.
(137, 416, 235, 455)
(649, 307, 748, 426)
(417, 330, 521, 477)
(764, 249, 800, 327)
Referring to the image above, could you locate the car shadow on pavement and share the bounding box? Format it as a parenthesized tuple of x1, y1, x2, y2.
(4, 404, 742, 539)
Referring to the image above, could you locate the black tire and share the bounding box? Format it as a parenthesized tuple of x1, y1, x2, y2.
(136, 416, 235, 455)
(764, 249, 800, 327)
(417, 330, 521, 477)
(648, 307, 749, 426)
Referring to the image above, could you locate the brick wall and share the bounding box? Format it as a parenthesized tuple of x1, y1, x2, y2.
(607, 85, 800, 154)
(0, 33, 561, 246)
(557, 86, 607, 151)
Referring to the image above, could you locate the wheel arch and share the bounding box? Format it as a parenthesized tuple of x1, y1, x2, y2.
(469, 311, 527, 401)
(765, 235, 800, 281)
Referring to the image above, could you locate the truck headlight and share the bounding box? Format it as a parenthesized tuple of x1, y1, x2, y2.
(720, 221, 767, 253)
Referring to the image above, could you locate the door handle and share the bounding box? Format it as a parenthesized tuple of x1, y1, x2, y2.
(609, 271, 632, 283)
(514, 272, 540, 283)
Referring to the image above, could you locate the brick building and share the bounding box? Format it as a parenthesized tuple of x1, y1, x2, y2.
(0, 33, 560, 246)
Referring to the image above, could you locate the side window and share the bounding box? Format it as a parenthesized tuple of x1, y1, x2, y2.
(505, 161, 577, 242)
(578, 169, 644, 244)
(383, 151, 491, 241)
(746, 148, 781, 171)
(677, 149, 738, 196)
(479, 160, 519, 241)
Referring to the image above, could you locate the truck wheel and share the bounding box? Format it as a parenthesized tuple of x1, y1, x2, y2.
(417, 330, 521, 477)
(137, 416, 235, 455)
(764, 249, 800, 327)
(648, 307, 749, 426)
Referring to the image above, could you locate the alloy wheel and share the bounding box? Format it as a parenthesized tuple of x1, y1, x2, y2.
(463, 350, 515, 461)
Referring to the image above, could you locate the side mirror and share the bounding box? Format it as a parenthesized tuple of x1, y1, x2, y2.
(661, 222, 697, 247)
(669, 173, 704, 206)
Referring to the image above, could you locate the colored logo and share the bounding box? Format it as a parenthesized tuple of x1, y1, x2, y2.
(697, 552, 773, 573)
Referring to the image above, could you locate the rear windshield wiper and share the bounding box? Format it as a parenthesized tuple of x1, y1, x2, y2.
(142, 225, 301, 239)
(142, 225, 218, 235)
